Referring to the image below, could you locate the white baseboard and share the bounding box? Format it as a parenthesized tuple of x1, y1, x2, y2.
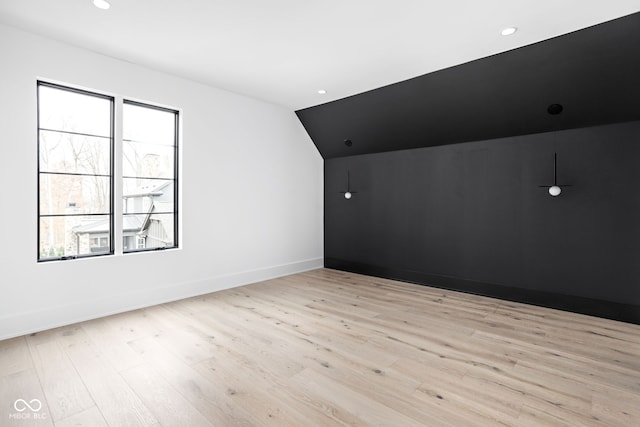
(0, 258, 324, 341)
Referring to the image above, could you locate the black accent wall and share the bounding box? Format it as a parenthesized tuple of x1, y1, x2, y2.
(324, 121, 640, 323)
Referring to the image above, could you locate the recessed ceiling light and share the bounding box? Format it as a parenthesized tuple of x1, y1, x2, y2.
(501, 27, 517, 36)
(317, 89, 327, 95)
(93, 0, 111, 10)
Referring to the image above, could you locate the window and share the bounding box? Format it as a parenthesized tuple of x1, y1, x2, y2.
(37, 81, 179, 261)
(37, 82, 114, 261)
(122, 101, 179, 252)
(90, 236, 109, 252)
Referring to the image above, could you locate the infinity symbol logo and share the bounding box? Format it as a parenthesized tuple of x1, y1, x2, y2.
(14, 399, 42, 412)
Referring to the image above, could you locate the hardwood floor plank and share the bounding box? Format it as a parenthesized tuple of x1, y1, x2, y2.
(100, 309, 164, 344)
(481, 312, 640, 372)
(197, 297, 399, 373)
(194, 355, 317, 427)
(128, 337, 257, 427)
(80, 317, 146, 372)
(291, 367, 431, 427)
(394, 356, 520, 426)
(29, 339, 94, 421)
(473, 329, 640, 394)
(0, 337, 31, 377)
(591, 390, 640, 426)
(120, 363, 215, 427)
(54, 406, 108, 427)
(58, 328, 160, 427)
(0, 369, 53, 427)
(517, 404, 580, 427)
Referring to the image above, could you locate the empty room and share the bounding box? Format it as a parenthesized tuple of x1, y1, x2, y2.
(1, 1, 640, 426)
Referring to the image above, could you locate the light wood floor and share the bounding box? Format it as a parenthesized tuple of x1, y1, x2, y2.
(1, 269, 639, 426)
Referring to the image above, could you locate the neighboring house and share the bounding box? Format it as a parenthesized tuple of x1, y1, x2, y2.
(72, 181, 174, 253)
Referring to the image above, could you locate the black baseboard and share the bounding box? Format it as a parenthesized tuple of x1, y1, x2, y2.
(325, 258, 640, 325)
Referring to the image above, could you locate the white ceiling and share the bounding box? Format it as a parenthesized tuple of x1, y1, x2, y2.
(1, 1, 639, 110)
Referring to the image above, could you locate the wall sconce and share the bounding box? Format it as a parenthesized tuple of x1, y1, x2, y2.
(539, 152, 571, 197)
(339, 170, 357, 199)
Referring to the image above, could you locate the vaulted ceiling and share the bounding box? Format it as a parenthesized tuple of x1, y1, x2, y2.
(297, 12, 640, 158)
(0, 1, 638, 110)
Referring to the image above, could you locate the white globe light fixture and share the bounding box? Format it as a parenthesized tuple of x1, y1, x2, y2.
(538, 152, 571, 197)
(548, 185, 561, 197)
(340, 171, 357, 200)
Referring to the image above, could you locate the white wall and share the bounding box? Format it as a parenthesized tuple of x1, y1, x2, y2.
(0, 24, 324, 340)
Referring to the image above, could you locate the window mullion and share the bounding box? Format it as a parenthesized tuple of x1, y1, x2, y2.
(113, 96, 124, 255)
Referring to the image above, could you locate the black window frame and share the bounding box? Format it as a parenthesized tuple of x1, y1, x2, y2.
(37, 81, 115, 262)
(121, 99, 179, 253)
